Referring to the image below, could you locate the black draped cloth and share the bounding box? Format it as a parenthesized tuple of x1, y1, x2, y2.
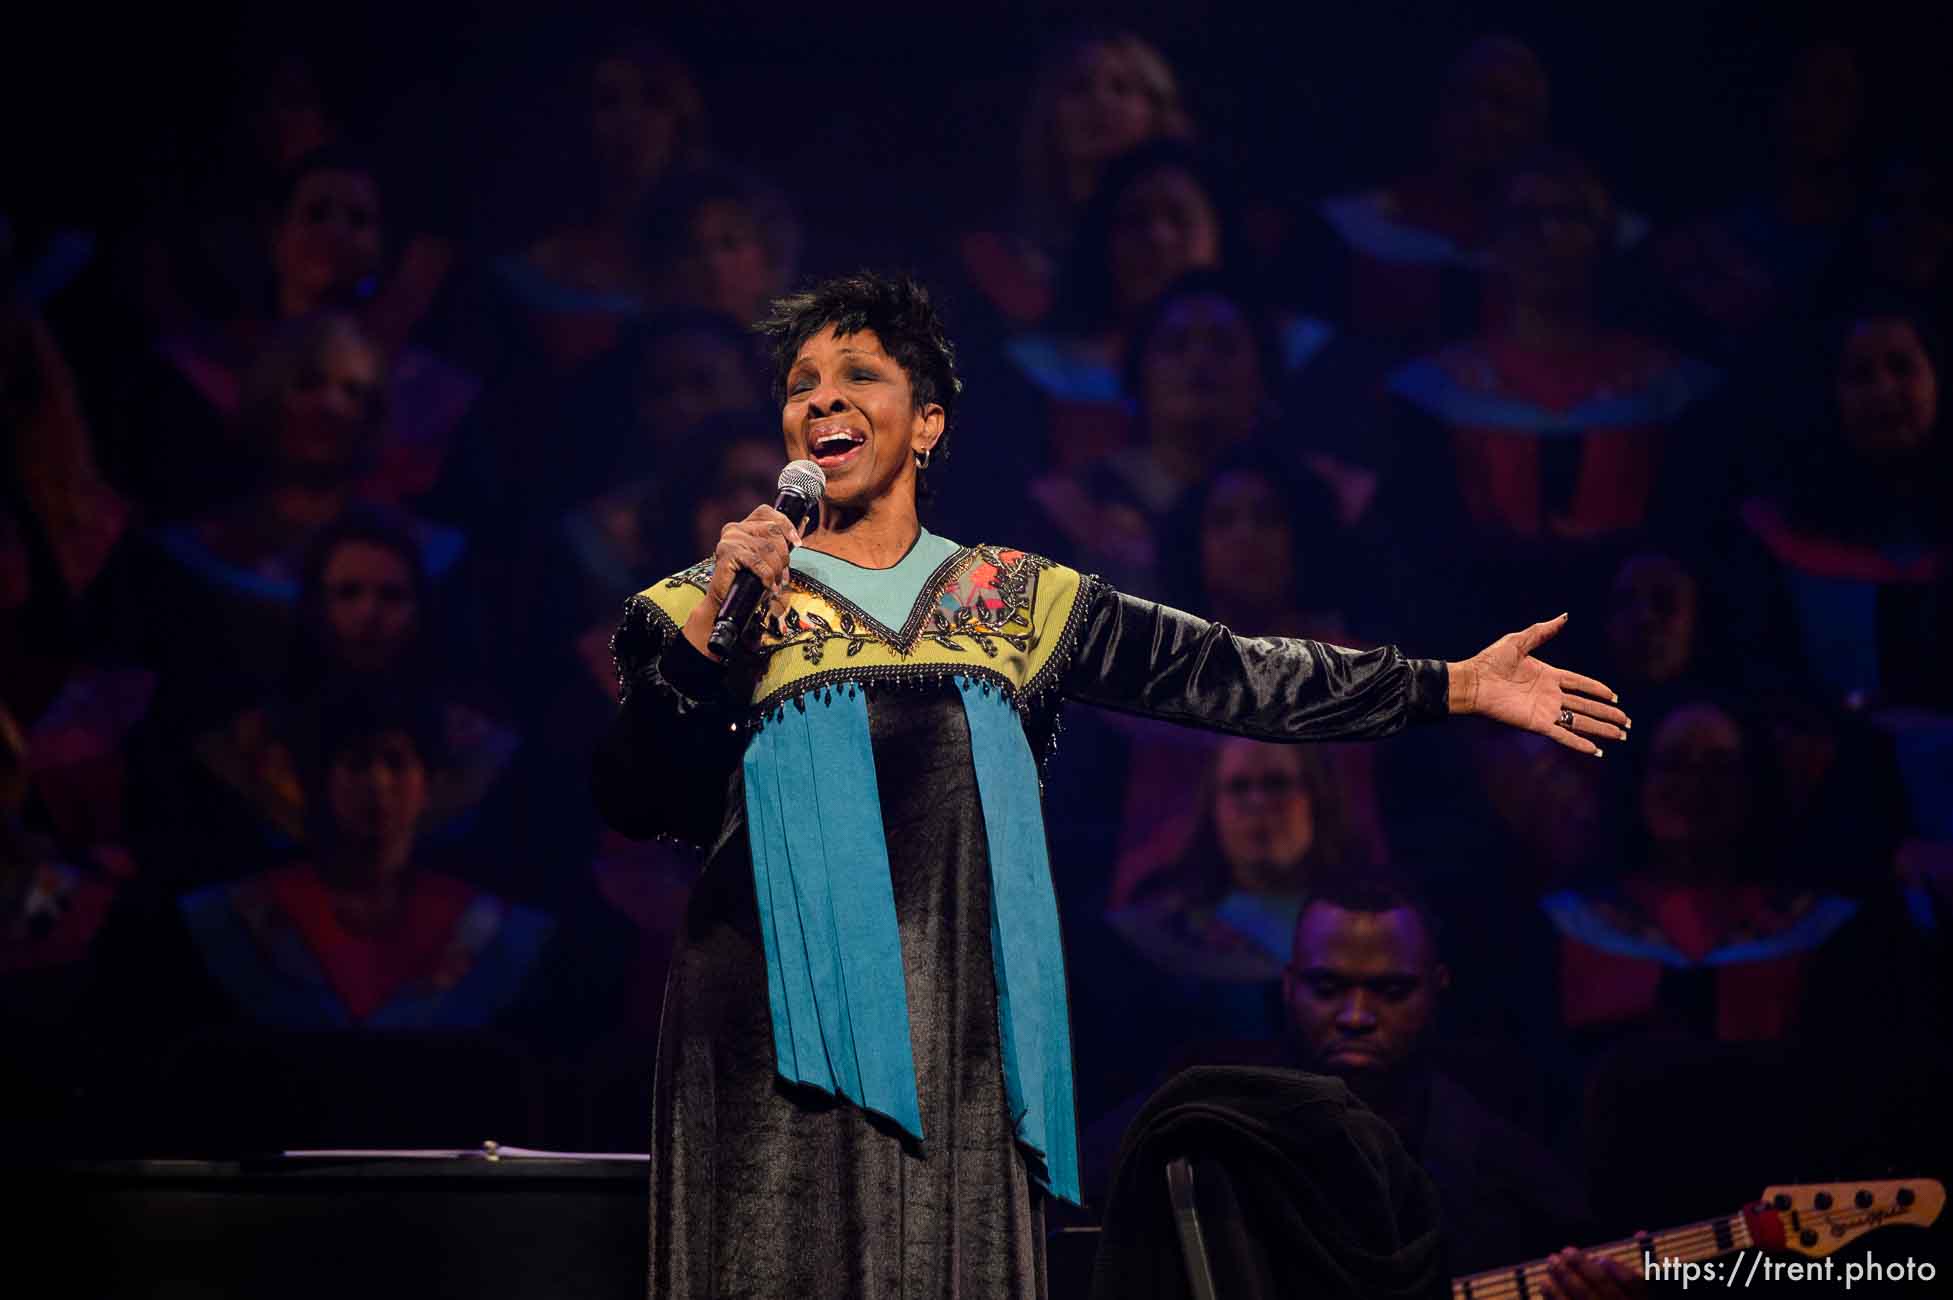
(1089, 1066, 1448, 1300)
(592, 574, 1448, 1299)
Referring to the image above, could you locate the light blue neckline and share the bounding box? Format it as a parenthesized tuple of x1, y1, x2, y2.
(790, 528, 963, 633)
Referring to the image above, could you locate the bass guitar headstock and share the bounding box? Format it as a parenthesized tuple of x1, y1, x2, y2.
(1743, 1180, 1944, 1256)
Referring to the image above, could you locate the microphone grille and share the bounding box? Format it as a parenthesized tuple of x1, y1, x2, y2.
(778, 459, 827, 501)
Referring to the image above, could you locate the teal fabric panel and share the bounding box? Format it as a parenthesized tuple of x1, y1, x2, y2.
(742, 689, 924, 1138)
(956, 676, 1082, 1204)
(742, 720, 823, 1083)
(789, 528, 962, 631)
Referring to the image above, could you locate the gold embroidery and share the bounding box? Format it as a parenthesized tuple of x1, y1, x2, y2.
(759, 545, 1036, 665)
(629, 545, 1092, 720)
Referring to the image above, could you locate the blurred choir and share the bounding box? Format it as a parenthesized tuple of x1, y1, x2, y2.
(2, 21, 1948, 1260)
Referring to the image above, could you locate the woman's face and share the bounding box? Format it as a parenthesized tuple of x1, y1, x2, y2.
(1212, 740, 1315, 893)
(1052, 43, 1158, 167)
(1605, 553, 1697, 684)
(321, 540, 418, 673)
(1108, 166, 1220, 314)
(1641, 705, 1751, 851)
(683, 200, 776, 323)
(634, 329, 759, 438)
(590, 55, 677, 186)
(782, 326, 940, 512)
(278, 328, 384, 474)
(325, 730, 427, 867)
(1836, 318, 1938, 460)
(1140, 293, 1264, 444)
(273, 169, 383, 312)
(1201, 469, 1294, 611)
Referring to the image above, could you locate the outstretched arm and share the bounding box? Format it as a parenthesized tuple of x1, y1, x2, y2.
(1059, 587, 1629, 750)
(1059, 585, 1449, 742)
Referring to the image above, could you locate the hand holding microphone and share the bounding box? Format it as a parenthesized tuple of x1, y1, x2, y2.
(684, 461, 827, 662)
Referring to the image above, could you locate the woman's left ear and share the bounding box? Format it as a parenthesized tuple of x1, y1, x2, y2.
(913, 403, 946, 455)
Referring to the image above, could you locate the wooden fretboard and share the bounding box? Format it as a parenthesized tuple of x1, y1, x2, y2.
(1451, 1212, 1756, 1299)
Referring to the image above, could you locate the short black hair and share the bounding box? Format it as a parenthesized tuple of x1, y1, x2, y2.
(754, 270, 963, 474)
(1293, 868, 1444, 963)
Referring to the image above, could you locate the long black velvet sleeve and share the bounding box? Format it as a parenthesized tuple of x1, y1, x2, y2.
(590, 597, 748, 847)
(1060, 583, 1450, 741)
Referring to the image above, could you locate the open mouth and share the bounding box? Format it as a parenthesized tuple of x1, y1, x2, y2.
(809, 425, 867, 469)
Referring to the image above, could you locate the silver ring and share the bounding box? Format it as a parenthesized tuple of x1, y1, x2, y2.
(1558, 707, 1575, 730)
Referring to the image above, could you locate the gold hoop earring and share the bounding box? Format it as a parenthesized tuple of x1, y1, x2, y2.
(915, 449, 931, 470)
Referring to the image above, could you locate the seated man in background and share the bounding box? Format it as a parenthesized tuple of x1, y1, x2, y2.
(1085, 866, 1648, 1288)
(1283, 874, 1641, 1293)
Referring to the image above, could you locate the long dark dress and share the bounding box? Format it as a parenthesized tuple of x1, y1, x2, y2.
(592, 543, 1448, 1299)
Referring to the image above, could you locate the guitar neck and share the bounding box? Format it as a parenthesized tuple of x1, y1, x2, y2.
(1451, 1213, 1755, 1299)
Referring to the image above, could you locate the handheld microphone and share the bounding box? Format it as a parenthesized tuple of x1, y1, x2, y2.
(707, 460, 827, 660)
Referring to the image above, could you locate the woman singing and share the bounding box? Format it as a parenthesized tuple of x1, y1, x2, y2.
(591, 271, 1630, 1298)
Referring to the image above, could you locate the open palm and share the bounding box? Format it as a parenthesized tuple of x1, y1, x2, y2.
(1458, 614, 1631, 755)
